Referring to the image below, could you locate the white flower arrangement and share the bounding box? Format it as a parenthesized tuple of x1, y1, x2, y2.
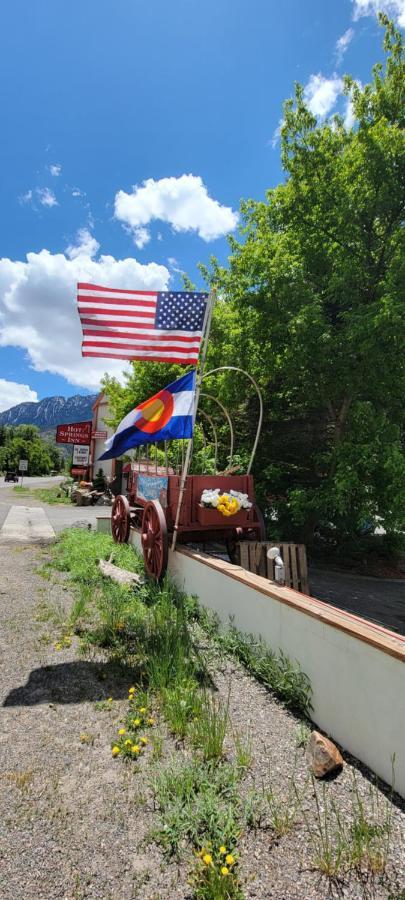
(200, 488, 252, 517)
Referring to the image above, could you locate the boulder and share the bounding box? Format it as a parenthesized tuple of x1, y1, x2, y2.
(307, 730, 344, 778)
(73, 489, 93, 506)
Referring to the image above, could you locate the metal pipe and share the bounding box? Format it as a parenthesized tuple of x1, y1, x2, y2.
(200, 392, 234, 469)
(198, 409, 218, 473)
(202, 366, 263, 473)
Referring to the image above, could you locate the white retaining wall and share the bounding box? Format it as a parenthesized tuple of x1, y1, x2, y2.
(97, 517, 405, 796)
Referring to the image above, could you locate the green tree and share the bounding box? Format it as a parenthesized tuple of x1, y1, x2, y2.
(103, 18, 405, 547)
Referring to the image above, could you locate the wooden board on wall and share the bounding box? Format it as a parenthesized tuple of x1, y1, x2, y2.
(239, 542, 309, 594)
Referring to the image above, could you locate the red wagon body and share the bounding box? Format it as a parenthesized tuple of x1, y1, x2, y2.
(111, 471, 265, 579)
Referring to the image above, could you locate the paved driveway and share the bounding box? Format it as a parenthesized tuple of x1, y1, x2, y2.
(310, 567, 405, 635)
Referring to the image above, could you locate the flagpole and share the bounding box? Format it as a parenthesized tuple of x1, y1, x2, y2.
(171, 287, 216, 552)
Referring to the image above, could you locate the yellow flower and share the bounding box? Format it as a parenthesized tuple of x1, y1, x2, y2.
(140, 736, 148, 745)
(128, 686, 135, 694)
(139, 707, 147, 714)
(124, 739, 132, 747)
(118, 728, 126, 736)
(147, 717, 154, 726)
(133, 718, 141, 727)
(131, 744, 140, 754)
(221, 867, 229, 877)
(219, 846, 227, 854)
(203, 854, 212, 866)
(64, 637, 72, 645)
(107, 697, 113, 703)
(111, 746, 120, 757)
(54, 643, 62, 650)
(225, 854, 235, 866)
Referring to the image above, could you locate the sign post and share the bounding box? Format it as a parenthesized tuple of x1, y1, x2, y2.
(19, 458, 28, 487)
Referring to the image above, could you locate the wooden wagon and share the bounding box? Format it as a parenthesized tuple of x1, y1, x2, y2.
(111, 470, 265, 580)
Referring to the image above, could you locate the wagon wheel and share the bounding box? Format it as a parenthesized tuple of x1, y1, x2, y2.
(141, 500, 168, 581)
(226, 503, 266, 564)
(111, 494, 131, 543)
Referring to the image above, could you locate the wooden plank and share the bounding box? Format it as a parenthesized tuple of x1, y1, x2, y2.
(298, 544, 309, 594)
(289, 543, 298, 590)
(281, 543, 291, 589)
(239, 543, 250, 571)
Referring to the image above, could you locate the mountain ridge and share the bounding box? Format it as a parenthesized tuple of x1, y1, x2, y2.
(0, 394, 98, 429)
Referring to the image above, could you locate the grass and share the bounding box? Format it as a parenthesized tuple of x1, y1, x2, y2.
(150, 758, 241, 856)
(13, 485, 70, 504)
(197, 610, 312, 717)
(190, 692, 230, 762)
(298, 773, 395, 879)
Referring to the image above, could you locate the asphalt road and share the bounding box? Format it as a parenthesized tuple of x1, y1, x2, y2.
(1, 475, 404, 635)
(0, 476, 100, 532)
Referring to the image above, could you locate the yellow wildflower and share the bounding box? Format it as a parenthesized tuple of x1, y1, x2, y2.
(107, 697, 113, 703)
(139, 707, 147, 714)
(221, 867, 229, 876)
(140, 736, 148, 745)
(133, 718, 141, 727)
(54, 643, 62, 651)
(203, 854, 212, 866)
(225, 854, 235, 866)
(131, 744, 140, 754)
(111, 746, 120, 757)
(219, 846, 227, 854)
(124, 739, 132, 747)
(118, 728, 126, 736)
(128, 686, 135, 693)
(147, 717, 154, 726)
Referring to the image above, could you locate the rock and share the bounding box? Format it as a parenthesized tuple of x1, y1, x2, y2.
(307, 730, 344, 778)
(75, 490, 93, 507)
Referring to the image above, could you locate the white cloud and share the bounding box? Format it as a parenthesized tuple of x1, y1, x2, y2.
(304, 73, 344, 118)
(114, 174, 238, 244)
(37, 188, 58, 208)
(0, 379, 38, 413)
(133, 226, 151, 249)
(271, 119, 283, 148)
(49, 164, 62, 177)
(335, 28, 354, 64)
(72, 187, 86, 198)
(0, 244, 170, 390)
(352, 0, 405, 27)
(66, 228, 100, 260)
(19, 190, 33, 205)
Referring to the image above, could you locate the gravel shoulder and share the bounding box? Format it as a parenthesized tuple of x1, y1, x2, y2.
(0, 540, 404, 899)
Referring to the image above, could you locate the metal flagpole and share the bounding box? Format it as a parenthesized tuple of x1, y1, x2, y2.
(171, 287, 216, 552)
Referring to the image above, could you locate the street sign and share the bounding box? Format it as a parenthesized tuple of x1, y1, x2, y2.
(19, 459, 28, 471)
(92, 430, 108, 440)
(56, 421, 92, 445)
(72, 444, 90, 466)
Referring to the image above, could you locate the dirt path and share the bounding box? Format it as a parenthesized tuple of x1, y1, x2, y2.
(0, 543, 184, 900)
(1, 540, 405, 900)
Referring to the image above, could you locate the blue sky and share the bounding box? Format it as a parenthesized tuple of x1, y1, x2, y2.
(0, 0, 402, 409)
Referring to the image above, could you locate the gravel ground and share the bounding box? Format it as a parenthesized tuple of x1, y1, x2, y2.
(1, 540, 404, 900)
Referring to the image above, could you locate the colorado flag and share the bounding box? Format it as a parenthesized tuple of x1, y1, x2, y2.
(99, 370, 196, 460)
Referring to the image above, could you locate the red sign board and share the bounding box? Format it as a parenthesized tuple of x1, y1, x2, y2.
(56, 420, 92, 445)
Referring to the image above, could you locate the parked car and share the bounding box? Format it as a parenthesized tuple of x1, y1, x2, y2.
(4, 471, 19, 482)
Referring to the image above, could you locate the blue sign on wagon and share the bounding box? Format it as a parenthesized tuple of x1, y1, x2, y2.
(137, 475, 168, 507)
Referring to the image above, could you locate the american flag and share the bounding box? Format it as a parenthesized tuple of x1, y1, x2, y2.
(77, 283, 209, 364)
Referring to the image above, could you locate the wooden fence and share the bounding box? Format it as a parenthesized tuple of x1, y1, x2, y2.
(238, 542, 309, 594)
